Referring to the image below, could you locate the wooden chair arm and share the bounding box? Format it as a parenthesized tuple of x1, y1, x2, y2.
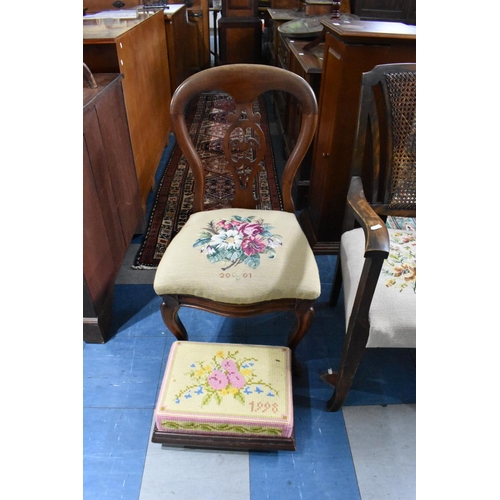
(345, 176, 390, 258)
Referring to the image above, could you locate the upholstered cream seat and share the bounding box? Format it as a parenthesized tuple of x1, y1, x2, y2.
(154, 208, 320, 305)
(340, 227, 416, 349)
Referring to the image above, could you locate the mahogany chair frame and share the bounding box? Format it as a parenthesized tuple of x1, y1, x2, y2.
(325, 63, 416, 411)
(158, 64, 319, 373)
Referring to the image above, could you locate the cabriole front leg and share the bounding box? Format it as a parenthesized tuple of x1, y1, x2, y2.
(160, 295, 188, 341)
(288, 299, 315, 376)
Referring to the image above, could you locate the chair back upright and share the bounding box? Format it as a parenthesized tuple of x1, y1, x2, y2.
(349, 62, 416, 225)
(169, 64, 318, 213)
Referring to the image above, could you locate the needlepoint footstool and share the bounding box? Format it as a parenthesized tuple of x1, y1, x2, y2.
(152, 341, 295, 451)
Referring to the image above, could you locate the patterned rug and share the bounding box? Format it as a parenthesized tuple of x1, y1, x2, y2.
(133, 92, 283, 269)
(386, 216, 416, 231)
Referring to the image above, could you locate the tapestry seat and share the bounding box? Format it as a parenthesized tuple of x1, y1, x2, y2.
(340, 227, 416, 348)
(153, 208, 320, 305)
(152, 341, 296, 450)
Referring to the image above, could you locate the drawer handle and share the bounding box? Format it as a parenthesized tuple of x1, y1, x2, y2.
(322, 152, 329, 158)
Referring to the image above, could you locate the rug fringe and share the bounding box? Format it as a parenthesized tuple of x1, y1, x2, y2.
(130, 264, 158, 270)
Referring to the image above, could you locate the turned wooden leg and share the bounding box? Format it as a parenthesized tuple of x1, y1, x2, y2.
(160, 295, 188, 341)
(288, 299, 315, 376)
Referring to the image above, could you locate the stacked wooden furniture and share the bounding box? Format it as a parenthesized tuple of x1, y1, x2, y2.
(219, 0, 262, 64)
(83, 72, 143, 343)
(299, 19, 416, 253)
(83, 9, 172, 214)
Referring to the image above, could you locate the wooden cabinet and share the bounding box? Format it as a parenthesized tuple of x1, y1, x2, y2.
(164, 4, 205, 92)
(299, 19, 416, 253)
(83, 73, 142, 343)
(83, 10, 172, 213)
(352, 0, 416, 24)
(167, 0, 211, 83)
(276, 37, 324, 208)
(219, 0, 262, 64)
(186, 0, 211, 72)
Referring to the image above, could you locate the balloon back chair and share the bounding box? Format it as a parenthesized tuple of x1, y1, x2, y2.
(325, 63, 416, 411)
(153, 64, 320, 374)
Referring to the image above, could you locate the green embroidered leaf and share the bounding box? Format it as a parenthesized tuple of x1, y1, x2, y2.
(193, 237, 212, 248)
(231, 250, 243, 261)
(244, 254, 260, 269)
(208, 253, 224, 264)
(234, 392, 245, 405)
(201, 393, 212, 406)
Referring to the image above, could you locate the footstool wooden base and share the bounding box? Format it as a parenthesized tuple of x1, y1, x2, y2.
(152, 425, 296, 451)
(153, 341, 295, 451)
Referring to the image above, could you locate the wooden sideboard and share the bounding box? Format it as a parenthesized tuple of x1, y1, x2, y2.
(83, 73, 143, 343)
(83, 9, 172, 213)
(299, 19, 416, 253)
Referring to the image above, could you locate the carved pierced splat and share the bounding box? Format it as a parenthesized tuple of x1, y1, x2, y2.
(222, 101, 265, 209)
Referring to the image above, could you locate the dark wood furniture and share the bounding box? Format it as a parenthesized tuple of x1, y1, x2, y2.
(164, 4, 209, 92)
(267, 9, 307, 66)
(83, 9, 172, 213)
(352, 0, 416, 25)
(299, 19, 416, 253)
(324, 63, 416, 411)
(276, 37, 324, 208)
(181, 0, 210, 75)
(219, 0, 262, 64)
(83, 73, 143, 343)
(152, 425, 296, 451)
(266, 1, 350, 65)
(153, 64, 319, 374)
(186, 0, 211, 72)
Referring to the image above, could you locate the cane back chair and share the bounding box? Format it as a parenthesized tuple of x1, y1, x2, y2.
(325, 63, 416, 411)
(153, 64, 320, 373)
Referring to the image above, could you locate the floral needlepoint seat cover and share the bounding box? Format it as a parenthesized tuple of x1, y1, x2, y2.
(153, 208, 320, 305)
(155, 341, 294, 438)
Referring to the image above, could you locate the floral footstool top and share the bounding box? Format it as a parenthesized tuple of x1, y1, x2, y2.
(154, 341, 294, 438)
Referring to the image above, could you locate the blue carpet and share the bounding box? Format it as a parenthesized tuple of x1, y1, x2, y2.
(83, 260, 415, 499)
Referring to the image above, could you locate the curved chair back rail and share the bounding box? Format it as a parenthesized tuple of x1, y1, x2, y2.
(170, 64, 318, 213)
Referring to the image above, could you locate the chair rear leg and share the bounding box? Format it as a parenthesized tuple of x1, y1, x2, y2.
(288, 299, 315, 375)
(160, 295, 189, 341)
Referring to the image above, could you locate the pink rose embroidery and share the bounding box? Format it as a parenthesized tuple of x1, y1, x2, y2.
(228, 371, 246, 389)
(241, 236, 267, 256)
(207, 370, 229, 390)
(193, 215, 282, 270)
(238, 222, 263, 237)
(221, 359, 238, 373)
